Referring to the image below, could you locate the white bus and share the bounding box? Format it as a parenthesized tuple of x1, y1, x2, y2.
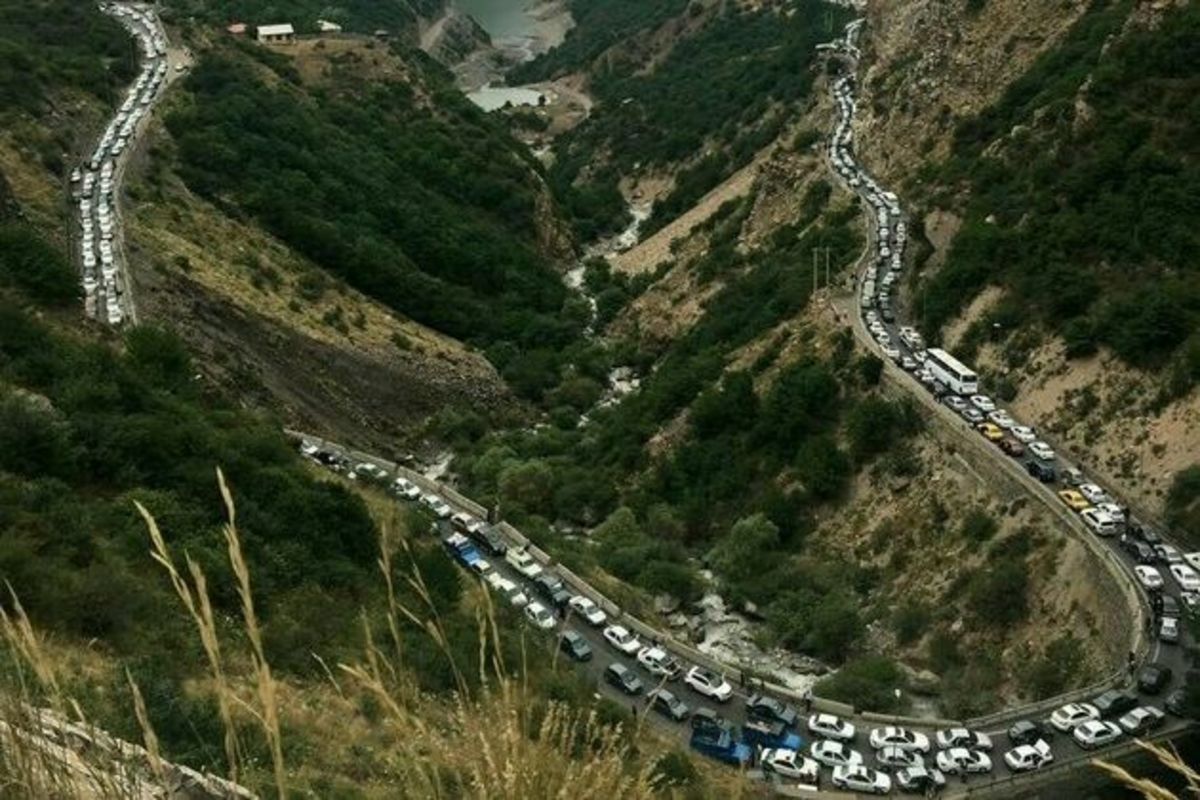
(925, 348, 978, 395)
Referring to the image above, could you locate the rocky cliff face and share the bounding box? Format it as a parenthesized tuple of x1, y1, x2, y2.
(856, 0, 1090, 186)
(419, 5, 491, 64)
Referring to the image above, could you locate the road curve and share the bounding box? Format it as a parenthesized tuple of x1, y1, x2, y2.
(70, 5, 1191, 795)
(281, 17, 1194, 798)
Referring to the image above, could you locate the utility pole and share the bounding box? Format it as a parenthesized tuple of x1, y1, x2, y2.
(812, 248, 818, 294)
(824, 247, 831, 288)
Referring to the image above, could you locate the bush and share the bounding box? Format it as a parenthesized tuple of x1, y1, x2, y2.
(960, 508, 998, 544)
(815, 656, 907, 713)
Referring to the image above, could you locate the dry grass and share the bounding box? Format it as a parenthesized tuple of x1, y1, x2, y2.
(0, 469, 713, 799)
(1094, 740, 1200, 799)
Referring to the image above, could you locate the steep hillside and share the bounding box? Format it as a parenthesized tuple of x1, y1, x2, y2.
(849, 0, 1200, 529)
(117, 31, 593, 448)
(514, 0, 854, 241)
(0, 4, 742, 795)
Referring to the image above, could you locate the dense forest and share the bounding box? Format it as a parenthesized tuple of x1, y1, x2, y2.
(916, 0, 1200, 395)
(0, 0, 136, 117)
(165, 43, 587, 400)
(515, 0, 852, 240)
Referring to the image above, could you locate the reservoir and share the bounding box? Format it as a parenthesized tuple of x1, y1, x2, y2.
(454, 0, 540, 44)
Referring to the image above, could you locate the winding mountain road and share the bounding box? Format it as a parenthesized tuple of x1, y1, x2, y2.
(81, 6, 1192, 797)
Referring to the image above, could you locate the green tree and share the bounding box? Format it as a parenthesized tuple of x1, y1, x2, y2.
(707, 513, 780, 586)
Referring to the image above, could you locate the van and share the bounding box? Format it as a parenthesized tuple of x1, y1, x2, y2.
(1081, 508, 1118, 537)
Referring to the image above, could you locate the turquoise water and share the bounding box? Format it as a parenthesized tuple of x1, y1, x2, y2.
(454, 0, 536, 41)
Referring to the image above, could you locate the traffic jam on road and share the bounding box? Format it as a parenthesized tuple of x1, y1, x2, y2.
(297, 432, 1188, 795)
(71, 3, 171, 325)
(285, 19, 1197, 796)
(824, 12, 1195, 786)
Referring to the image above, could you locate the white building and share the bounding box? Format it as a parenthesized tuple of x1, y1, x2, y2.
(256, 23, 295, 44)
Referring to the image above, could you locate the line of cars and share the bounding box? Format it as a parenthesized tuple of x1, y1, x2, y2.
(73, 3, 171, 326)
(821, 15, 1197, 787)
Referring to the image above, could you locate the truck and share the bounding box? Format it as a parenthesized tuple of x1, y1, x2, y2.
(442, 533, 481, 569)
(689, 712, 752, 767)
(741, 718, 804, 751)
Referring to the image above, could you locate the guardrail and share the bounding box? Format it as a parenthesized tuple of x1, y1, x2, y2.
(856, 329, 1151, 732)
(941, 726, 1186, 798)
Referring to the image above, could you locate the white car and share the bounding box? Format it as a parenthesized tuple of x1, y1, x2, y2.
(602, 625, 641, 656)
(1028, 441, 1056, 462)
(1184, 552, 1200, 572)
(1157, 544, 1184, 564)
(1096, 502, 1126, 522)
(808, 713, 855, 742)
(831, 765, 891, 795)
(869, 726, 930, 753)
(878, 745, 924, 770)
(683, 667, 733, 702)
(1010, 425, 1037, 443)
(1004, 739, 1053, 772)
(935, 728, 992, 751)
(1170, 564, 1200, 592)
(987, 409, 1015, 429)
(636, 646, 682, 680)
(1078, 483, 1110, 505)
(354, 462, 389, 482)
(469, 559, 492, 578)
(1160, 616, 1180, 643)
(489, 576, 528, 608)
(760, 748, 819, 781)
(524, 602, 556, 631)
(1081, 508, 1119, 536)
(392, 477, 421, 500)
(1135, 565, 1165, 591)
(1118, 706, 1166, 735)
(419, 494, 452, 519)
(810, 740, 863, 768)
(935, 747, 992, 775)
(567, 595, 608, 627)
(506, 548, 543, 580)
(1050, 702, 1100, 732)
(969, 395, 995, 413)
(1073, 720, 1122, 750)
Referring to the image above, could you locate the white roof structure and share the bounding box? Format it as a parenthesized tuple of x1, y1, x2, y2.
(257, 23, 294, 37)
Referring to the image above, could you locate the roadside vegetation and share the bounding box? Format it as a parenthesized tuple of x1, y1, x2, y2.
(916, 0, 1200, 397)
(516, 0, 852, 239)
(163, 42, 588, 402)
(0, 212, 723, 793)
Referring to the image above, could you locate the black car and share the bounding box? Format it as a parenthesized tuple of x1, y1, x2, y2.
(471, 525, 507, 557)
(647, 689, 691, 722)
(691, 707, 726, 734)
(558, 630, 592, 662)
(1007, 719, 1052, 746)
(1027, 460, 1056, 483)
(1138, 664, 1173, 695)
(1130, 541, 1156, 565)
(881, 307, 896, 323)
(1138, 525, 1164, 546)
(1093, 689, 1139, 719)
(896, 766, 946, 794)
(605, 663, 643, 696)
(1162, 594, 1181, 620)
(534, 573, 565, 600)
(745, 694, 798, 728)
